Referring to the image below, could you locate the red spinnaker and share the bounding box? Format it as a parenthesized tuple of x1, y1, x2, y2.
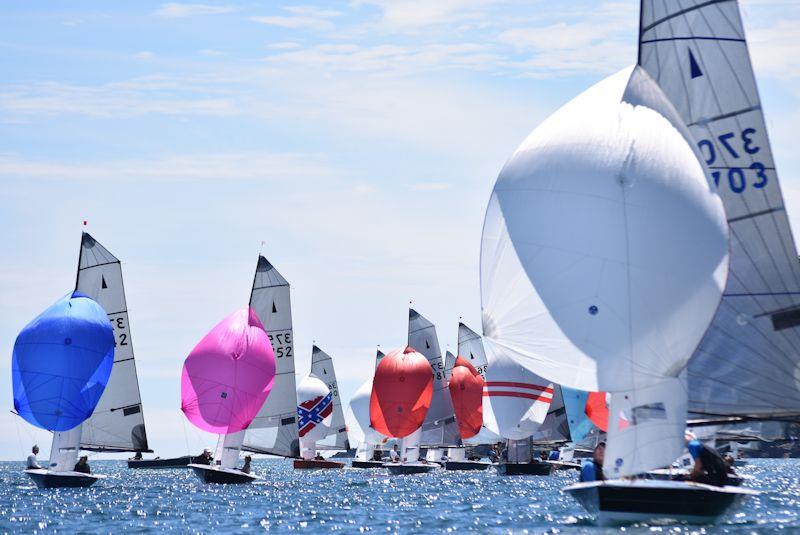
(448, 356, 484, 439)
(370, 346, 433, 438)
(585, 391, 609, 432)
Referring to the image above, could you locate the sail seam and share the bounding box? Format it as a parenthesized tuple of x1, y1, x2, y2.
(641, 0, 734, 33)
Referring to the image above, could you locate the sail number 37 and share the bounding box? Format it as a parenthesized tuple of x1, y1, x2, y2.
(697, 128, 767, 194)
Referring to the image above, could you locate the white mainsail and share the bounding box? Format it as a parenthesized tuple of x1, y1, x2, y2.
(457, 322, 488, 379)
(407, 309, 460, 447)
(638, 0, 800, 418)
(77, 232, 149, 453)
(241, 255, 299, 458)
(480, 65, 730, 477)
(444, 351, 456, 381)
(310, 345, 349, 450)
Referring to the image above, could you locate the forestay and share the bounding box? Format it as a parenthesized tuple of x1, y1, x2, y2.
(639, 0, 800, 418)
(242, 256, 300, 458)
(310, 345, 349, 450)
(408, 309, 460, 446)
(77, 233, 149, 452)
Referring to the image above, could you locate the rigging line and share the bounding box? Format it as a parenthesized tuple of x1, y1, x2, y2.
(727, 206, 783, 223)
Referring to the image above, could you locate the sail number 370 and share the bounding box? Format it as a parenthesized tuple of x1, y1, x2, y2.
(697, 128, 767, 194)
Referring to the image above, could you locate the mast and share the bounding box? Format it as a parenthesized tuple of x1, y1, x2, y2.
(76, 232, 150, 453)
(638, 0, 800, 419)
(241, 255, 300, 457)
(310, 345, 349, 450)
(408, 309, 460, 447)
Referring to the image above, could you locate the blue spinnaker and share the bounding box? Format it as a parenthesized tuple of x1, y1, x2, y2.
(12, 291, 115, 431)
(562, 386, 594, 443)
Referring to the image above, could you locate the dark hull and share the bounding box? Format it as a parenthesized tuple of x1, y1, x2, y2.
(497, 462, 553, 476)
(386, 463, 438, 475)
(189, 464, 256, 484)
(127, 456, 196, 469)
(444, 461, 491, 471)
(26, 469, 100, 489)
(293, 459, 345, 470)
(351, 460, 385, 469)
(547, 460, 581, 471)
(564, 480, 754, 526)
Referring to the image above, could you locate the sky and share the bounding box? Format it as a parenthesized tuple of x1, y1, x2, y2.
(1, 0, 799, 460)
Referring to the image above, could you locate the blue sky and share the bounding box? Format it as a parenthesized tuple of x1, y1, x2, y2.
(1, 0, 798, 460)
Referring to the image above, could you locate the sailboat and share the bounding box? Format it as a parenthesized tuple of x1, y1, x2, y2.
(456, 322, 502, 449)
(483, 348, 554, 475)
(347, 348, 392, 468)
(182, 307, 276, 484)
(76, 233, 156, 467)
(443, 354, 490, 471)
(371, 347, 434, 474)
(16, 289, 115, 488)
(293, 373, 343, 469)
(18, 232, 153, 487)
(407, 309, 460, 466)
(479, 8, 761, 518)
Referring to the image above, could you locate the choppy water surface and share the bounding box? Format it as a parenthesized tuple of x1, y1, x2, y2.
(1, 458, 799, 533)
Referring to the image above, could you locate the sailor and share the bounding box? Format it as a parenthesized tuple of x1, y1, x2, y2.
(686, 431, 727, 486)
(314, 453, 324, 461)
(196, 448, 213, 465)
(579, 442, 605, 482)
(74, 455, 91, 474)
(131, 451, 143, 461)
(240, 455, 252, 474)
(389, 444, 400, 462)
(488, 444, 500, 463)
(26, 445, 41, 470)
(548, 450, 560, 461)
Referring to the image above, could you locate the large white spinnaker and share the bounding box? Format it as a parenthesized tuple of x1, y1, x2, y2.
(241, 256, 300, 458)
(77, 233, 149, 453)
(638, 0, 800, 418)
(480, 65, 729, 477)
(483, 347, 553, 441)
(408, 309, 460, 447)
(311, 345, 349, 450)
(346, 378, 389, 460)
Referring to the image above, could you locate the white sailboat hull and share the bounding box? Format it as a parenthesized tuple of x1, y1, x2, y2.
(25, 469, 104, 489)
(564, 479, 756, 526)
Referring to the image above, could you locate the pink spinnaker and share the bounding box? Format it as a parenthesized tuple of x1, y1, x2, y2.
(181, 307, 276, 434)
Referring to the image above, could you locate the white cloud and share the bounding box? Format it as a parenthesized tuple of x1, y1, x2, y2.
(0, 151, 336, 182)
(251, 6, 341, 32)
(135, 51, 156, 60)
(155, 3, 234, 18)
(353, 0, 507, 30)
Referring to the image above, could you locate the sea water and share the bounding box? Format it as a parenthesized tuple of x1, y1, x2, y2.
(1, 458, 799, 533)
